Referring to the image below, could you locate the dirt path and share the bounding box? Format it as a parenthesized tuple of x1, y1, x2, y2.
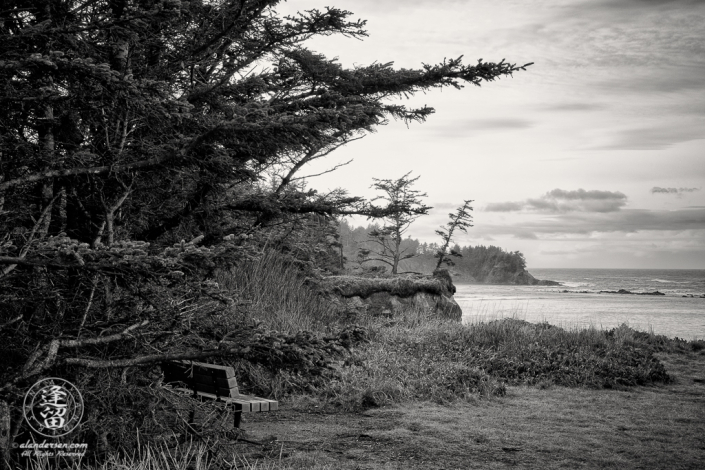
(233, 353, 705, 469)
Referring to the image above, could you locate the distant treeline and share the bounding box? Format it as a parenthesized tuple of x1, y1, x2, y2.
(339, 220, 527, 280)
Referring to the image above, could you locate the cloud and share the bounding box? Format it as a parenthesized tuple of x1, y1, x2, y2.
(546, 0, 705, 104)
(560, 209, 705, 233)
(544, 189, 625, 201)
(651, 187, 700, 195)
(472, 208, 705, 239)
(431, 202, 457, 209)
(542, 102, 607, 112)
(594, 68, 705, 95)
(428, 118, 535, 138)
(592, 0, 705, 9)
(514, 231, 538, 240)
(484, 202, 524, 212)
(540, 249, 577, 256)
(485, 189, 628, 213)
(592, 125, 705, 150)
(459, 119, 534, 130)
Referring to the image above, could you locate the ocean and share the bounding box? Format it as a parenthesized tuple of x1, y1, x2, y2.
(455, 268, 705, 341)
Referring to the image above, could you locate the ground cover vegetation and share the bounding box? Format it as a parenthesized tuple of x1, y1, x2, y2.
(0, 0, 531, 466)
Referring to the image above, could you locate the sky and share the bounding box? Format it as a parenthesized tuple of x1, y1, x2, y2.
(275, 0, 705, 269)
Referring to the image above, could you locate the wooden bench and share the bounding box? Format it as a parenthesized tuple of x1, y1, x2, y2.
(161, 360, 278, 429)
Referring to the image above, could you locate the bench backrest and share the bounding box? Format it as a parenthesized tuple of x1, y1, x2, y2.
(162, 360, 240, 398)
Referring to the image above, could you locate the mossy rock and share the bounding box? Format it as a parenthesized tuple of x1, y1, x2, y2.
(315, 270, 462, 321)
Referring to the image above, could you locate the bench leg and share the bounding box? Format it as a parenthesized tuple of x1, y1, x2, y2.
(234, 411, 242, 429)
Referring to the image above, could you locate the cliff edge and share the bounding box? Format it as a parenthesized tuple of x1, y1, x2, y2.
(314, 269, 463, 321)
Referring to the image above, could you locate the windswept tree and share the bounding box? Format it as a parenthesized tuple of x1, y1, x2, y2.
(358, 172, 431, 274)
(0, 0, 529, 461)
(435, 200, 474, 270)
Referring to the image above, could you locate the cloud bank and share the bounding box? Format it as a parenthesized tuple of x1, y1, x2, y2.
(471, 208, 705, 240)
(485, 189, 628, 213)
(476, 188, 705, 242)
(651, 187, 700, 195)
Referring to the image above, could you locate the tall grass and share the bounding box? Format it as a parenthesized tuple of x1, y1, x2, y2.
(215, 250, 336, 334)
(214, 254, 689, 407)
(22, 439, 300, 470)
(213, 251, 703, 405)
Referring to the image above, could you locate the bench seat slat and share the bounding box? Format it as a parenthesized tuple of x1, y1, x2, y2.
(262, 399, 278, 411)
(178, 389, 277, 413)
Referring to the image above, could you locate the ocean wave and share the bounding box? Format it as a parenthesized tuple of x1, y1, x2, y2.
(560, 282, 591, 288)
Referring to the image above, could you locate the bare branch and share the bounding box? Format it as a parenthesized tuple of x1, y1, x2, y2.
(0, 256, 81, 269)
(359, 257, 394, 268)
(19, 340, 60, 382)
(274, 133, 360, 193)
(99, 179, 134, 246)
(63, 347, 248, 369)
(21, 346, 44, 377)
(291, 159, 354, 182)
(0, 315, 22, 332)
(1, 194, 60, 278)
(77, 277, 98, 337)
(61, 320, 149, 348)
(0, 156, 171, 192)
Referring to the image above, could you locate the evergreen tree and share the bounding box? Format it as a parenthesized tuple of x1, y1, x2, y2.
(435, 200, 474, 270)
(360, 172, 430, 274)
(0, 0, 530, 459)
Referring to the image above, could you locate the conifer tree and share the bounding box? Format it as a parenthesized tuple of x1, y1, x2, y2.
(0, 0, 529, 459)
(435, 200, 474, 270)
(360, 172, 430, 274)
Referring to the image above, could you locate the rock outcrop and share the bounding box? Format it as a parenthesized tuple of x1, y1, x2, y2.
(314, 269, 463, 321)
(599, 289, 666, 296)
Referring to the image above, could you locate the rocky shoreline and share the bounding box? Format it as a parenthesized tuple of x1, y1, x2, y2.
(558, 289, 705, 297)
(600, 289, 665, 295)
(559, 289, 666, 295)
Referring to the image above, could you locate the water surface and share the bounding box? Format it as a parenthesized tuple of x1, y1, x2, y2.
(455, 269, 705, 340)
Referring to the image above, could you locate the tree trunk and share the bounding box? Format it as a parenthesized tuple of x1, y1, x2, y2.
(105, 210, 115, 246)
(0, 400, 11, 470)
(392, 233, 401, 275)
(37, 100, 55, 238)
(0, 175, 5, 216)
(58, 186, 67, 234)
(110, 1, 130, 73)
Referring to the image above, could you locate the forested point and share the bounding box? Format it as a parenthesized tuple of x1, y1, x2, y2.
(339, 220, 532, 283)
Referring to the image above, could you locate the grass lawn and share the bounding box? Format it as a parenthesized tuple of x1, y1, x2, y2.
(222, 350, 704, 470)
